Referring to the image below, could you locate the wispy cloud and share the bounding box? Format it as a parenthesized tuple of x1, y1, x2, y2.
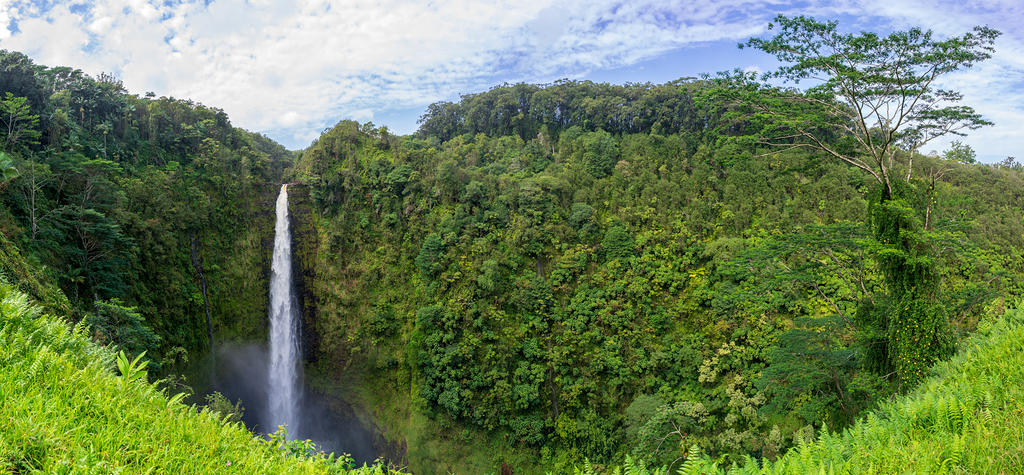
(848, 0, 1024, 160)
(0, 0, 1020, 159)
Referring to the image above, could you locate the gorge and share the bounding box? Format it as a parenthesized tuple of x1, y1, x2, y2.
(188, 184, 381, 465)
(1, 15, 1023, 471)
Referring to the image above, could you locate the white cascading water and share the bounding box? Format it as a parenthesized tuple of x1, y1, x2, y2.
(267, 184, 302, 437)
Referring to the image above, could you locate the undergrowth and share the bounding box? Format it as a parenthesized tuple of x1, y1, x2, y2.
(0, 282, 390, 474)
(591, 302, 1024, 474)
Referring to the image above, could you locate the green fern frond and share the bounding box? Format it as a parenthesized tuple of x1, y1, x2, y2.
(677, 444, 703, 475)
(935, 397, 949, 431)
(622, 454, 638, 475)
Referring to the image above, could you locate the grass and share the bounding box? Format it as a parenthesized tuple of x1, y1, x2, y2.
(749, 302, 1024, 473)
(0, 282, 388, 474)
(595, 302, 1024, 474)
(752, 302, 1024, 473)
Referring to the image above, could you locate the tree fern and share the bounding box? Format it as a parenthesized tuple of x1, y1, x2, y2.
(165, 392, 187, 410)
(574, 458, 596, 475)
(936, 397, 968, 434)
(980, 391, 994, 425)
(951, 398, 965, 433)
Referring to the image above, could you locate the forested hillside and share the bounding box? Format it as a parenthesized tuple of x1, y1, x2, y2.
(593, 302, 1024, 473)
(0, 50, 389, 473)
(0, 50, 291, 371)
(2, 15, 1024, 474)
(290, 77, 1023, 471)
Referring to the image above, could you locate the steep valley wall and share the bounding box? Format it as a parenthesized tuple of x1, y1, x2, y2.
(202, 183, 280, 344)
(286, 184, 322, 363)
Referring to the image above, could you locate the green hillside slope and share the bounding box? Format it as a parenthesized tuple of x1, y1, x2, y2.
(755, 302, 1024, 473)
(288, 103, 1022, 471)
(0, 280, 385, 474)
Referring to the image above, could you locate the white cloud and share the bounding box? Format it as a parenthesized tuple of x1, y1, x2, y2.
(87, 16, 113, 35)
(0, 0, 12, 40)
(0, 0, 1020, 159)
(350, 109, 374, 123)
(848, 0, 1024, 161)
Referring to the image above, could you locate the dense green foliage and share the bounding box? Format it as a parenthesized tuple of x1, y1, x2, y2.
(0, 50, 291, 367)
(84, 298, 162, 368)
(712, 15, 1000, 386)
(291, 79, 1022, 470)
(758, 303, 1024, 472)
(416, 79, 706, 143)
(0, 281, 390, 474)
(595, 302, 1024, 473)
(288, 23, 1018, 471)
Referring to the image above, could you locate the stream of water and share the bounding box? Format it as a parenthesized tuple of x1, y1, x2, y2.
(184, 184, 380, 464)
(267, 184, 302, 436)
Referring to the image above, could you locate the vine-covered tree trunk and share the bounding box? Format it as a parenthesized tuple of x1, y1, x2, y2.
(869, 183, 950, 383)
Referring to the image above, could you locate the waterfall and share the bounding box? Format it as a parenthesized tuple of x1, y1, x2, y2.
(267, 184, 302, 437)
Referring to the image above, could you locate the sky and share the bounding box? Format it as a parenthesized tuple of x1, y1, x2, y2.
(0, 0, 1021, 161)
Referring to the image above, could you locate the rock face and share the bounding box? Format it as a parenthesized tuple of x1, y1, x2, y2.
(202, 181, 280, 345)
(283, 184, 408, 465)
(285, 183, 320, 364)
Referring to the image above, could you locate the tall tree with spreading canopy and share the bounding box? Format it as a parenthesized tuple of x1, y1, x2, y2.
(710, 16, 1000, 383)
(720, 16, 999, 194)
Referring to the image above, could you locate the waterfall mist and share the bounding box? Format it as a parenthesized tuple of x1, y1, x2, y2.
(202, 343, 378, 463)
(183, 184, 381, 464)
